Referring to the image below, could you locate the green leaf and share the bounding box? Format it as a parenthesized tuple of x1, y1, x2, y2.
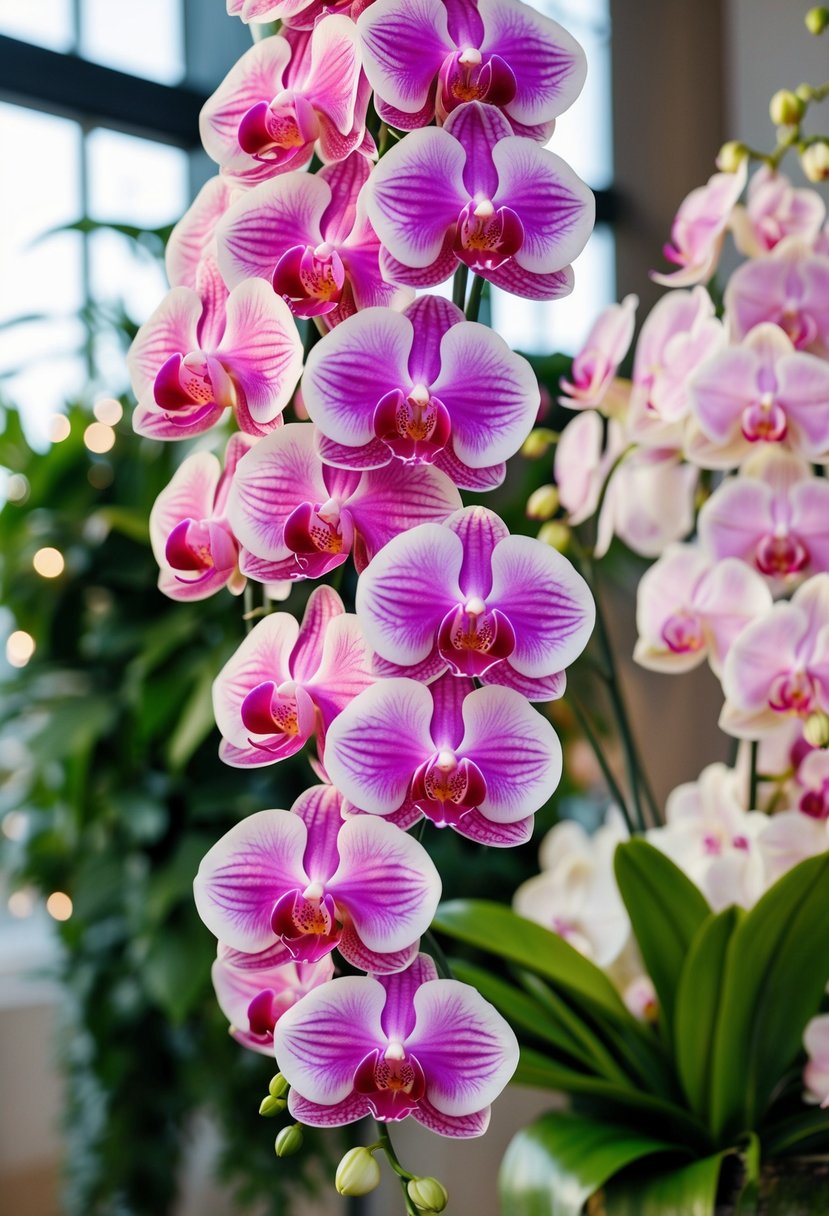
(165, 664, 217, 771)
(674, 907, 741, 1117)
(140, 922, 214, 1023)
(498, 1110, 683, 1216)
(762, 1108, 829, 1157)
(710, 852, 829, 1141)
(603, 1151, 726, 1216)
(614, 839, 710, 1041)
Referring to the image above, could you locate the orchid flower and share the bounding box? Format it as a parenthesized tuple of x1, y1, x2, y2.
(724, 237, 829, 356)
(324, 672, 562, 845)
(201, 23, 372, 188)
(227, 0, 358, 30)
(651, 160, 747, 287)
(195, 784, 440, 974)
(720, 574, 829, 738)
(300, 294, 539, 490)
(212, 945, 334, 1054)
(365, 100, 593, 298)
(128, 265, 302, 440)
(212, 584, 375, 766)
(149, 433, 254, 600)
(355, 505, 594, 698)
(686, 323, 829, 468)
(758, 749, 829, 884)
(634, 544, 772, 676)
(217, 153, 410, 326)
(272, 953, 519, 1133)
(358, 0, 585, 140)
(730, 165, 826, 258)
(558, 294, 637, 409)
(227, 422, 462, 582)
(698, 449, 829, 587)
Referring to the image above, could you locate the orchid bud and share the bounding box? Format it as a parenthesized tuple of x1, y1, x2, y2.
(805, 710, 829, 749)
(526, 484, 560, 521)
(801, 141, 829, 182)
(806, 6, 829, 34)
(521, 427, 558, 459)
(268, 1073, 289, 1099)
(335, 1147, 381, 1196)
(537, 521, 570, 552)
(259, 1095, 287, 1117)
(407, 1176, 449, 1212)
(274, 1124, 304, 1158)
(716, 140, 748, 173)
(769, 89, 805, 127)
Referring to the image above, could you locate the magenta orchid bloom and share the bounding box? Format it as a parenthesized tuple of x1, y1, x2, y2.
(227, 422, 462, 582)
(559, 294, 637, 409)
(731, 165, 826, 258)
(325, 672, 562, 846)
(273, 953, 519, 1133)
(212, 946, 334, 1055)
(195, 784, 440, 974)
(149, 433, 254, 601)
(698, 449, 829, 586)
(218, 153, 410, 326)
(356, 505, 593, 697)
(651, 160, 747, 287)
(721, 574, 829, 738)
(687, 323, 829, 468)
(212, 584, 375, 766)
(634, 543, 772, 676)
(724, 238, 829, 356)
(366, 101, 593, 298)
(301, 295, 539, 490)
(201, 23, 371, 188)
(358, 0, 585, 140)
(128, 265, 302, 440)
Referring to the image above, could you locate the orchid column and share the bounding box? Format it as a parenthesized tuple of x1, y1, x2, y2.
(127, 0, 595, 1207)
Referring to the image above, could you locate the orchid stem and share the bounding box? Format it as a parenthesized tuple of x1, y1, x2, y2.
(748, 739, 760, 811)
(465, 273, 485, 322)
(452, 263, 469, 309)
(243, 583, 254, 634)
(375, 1123, 419, 1214)
(423, 928, 453, 978)
(568, 692, 636, 836)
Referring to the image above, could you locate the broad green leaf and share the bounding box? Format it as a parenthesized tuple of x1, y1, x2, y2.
(614, 839, 710, 1041)
(499, 1110, 683, 1216)
(604, 1151, 726, 1216)
(166, 665, 217, 771)
(674, 907, 741, 1117)
(710, 852, 829, 1142)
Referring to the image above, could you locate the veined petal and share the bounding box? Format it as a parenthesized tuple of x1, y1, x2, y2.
(304, 16, 360, 135)
(484, 258, 574, 300)
(166, 176, 234, 289)
(217, 171, 329, 287)
(291, 783, 345, 884)
(194, 809, 308, 952)
(358, 0, 451, 114)
(274, 975, 387, 1104)
(435, 449, 506, 491)
(482, 662, 566, 702)
(288, 1090, 372, 1126)
(356, 523, 463, 664)
(324, 678, 435, 814)
(378, 953, 439, 1041)
(413, 1100, 491, 1137)
(443, 101, 510, 199)
(428, 670, 469, 750)
(199, 36, 292, 165)
(347, 462, 462, 568)
(290, 584, 345, 682)
(128, 288, 203, 400)
(459, 685, 562, 821)
(149, 451, 221, 568)
(218, 279, 302, 424)
(328, 817, 441, 952)
(406, 979, 519, 1115)
(447, 505, 509, 596)
(405, 293, 465, 383)
(488, 535, 594, 675)
(722, 602, 807, 712)
(319, 155, 372, 245)
(305, 612, 377, 728)
(212, 612, 300, 745)
(479, 0, 586, 124)
(452, 809, 535, 846)
(338, 922, 420, 974)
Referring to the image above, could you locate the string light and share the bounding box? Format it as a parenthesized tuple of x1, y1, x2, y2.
(46, 892, 73, 921)
(84, 423, 116, 454)
(93, 397, 123, 425)
(6, 631, 35, 668)
(33, 547, 65, 578)
(49, 415, 71, 443)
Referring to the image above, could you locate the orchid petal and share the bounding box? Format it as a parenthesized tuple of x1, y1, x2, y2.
(338, 923, 420, 975)
(166, 177, 234, 289)
(452, 809, 535, 846)
(288, 1090, 372, 1126)
(412, 1100, 491, 1137)
(305, 612, 376, 728)
(447, 505, 509, 596)
(290, 783, 345, 883)
(217, 171, 329, 287)
(218, 279, 302, 424)
(377, 953, 439, 1042)
(128, 288, 203, 401)
(347, 462, 462, 567)
(212, 612, 300, 745)
(479, 0, 586, 124)
(149, 451, 221, 568)
(358, 0, 451, 114)
(443, 102, 510, 198)
(304, 16, 360, 135)
(199, 36, 293, 165)
(482, 662, 566, 702)
(289, 585, 345, 682)
(484, 258, 574, 300)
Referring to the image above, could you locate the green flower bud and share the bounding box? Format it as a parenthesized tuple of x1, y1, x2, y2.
(520, 427, 558, 459)
(526, 484, 560, 521)
(537, 521, 570, 552)
(806, 6, 829, 34)
(801, 140, 829, 182)
(274, 1124, 304, 1158)
(769, 89, 805, 127)
(804, 710, 829, 749)
(259, 1095, 287, 1117)
(407, 1176, 449, 1212)
(335, 1147, 381, 1196)
(268, 1073, 289, 1099)
(715, 141, 748, 173)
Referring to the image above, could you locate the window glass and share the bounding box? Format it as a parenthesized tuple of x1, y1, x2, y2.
(80, 0, 185, 84)
(541, 0, 613, 189)
(86, 128, 190, 229)
(0, 0, 74, 51)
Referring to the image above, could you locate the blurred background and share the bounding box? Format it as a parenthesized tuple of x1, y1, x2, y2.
(0, 1, 825, 1213)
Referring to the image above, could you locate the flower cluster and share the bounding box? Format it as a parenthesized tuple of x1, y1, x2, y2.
(127, 0, 597, 1197)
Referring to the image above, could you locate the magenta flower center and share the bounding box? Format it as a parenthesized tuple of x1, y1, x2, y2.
(372, 384, 452, 462)
(241, 680, 300, 736)
(154, 352, 234, 416)
(354, 1044, 427, 1121)
(437, 597, 517, 675)
(284, 497, 352, 556)
(273, 242, 346, 317)
(438, 48, 517, 114)
(741, 392, 788, 442)
(410, 749, 487, 827)
(454, 198, 524, 272)
(247, 988, 280, 1037)
(660, 609, 704, 654)
(755, 531, 809, 576)
(166, 518, 239, 579)
(779, 300, 818, 349)
(800, 784, 829, 819)
(270, 886, 342, 961)
(238, 93, 319, 160)
(768, 668, 819, 715)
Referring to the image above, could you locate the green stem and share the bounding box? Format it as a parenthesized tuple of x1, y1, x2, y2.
(375, 1123, 419, 1215)
(568, 692, 635, 835)
(452, 263, 469, 309)
(243, 582, 254, 634)
(423, 928, 453, 979)
(748, 739, 760, 811)
(465, 273, 485, 322)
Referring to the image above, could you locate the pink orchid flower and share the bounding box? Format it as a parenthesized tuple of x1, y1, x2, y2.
(227, 422, 462, 582)
(698, 449, 829, 587)
(554, 410, 625, 525)
(325, 672, 562, 846)
(358, 0, 585, 140)
(559, 294, 637, 409)
(273, 953, 519, 1133)
(731, 165, 826, 258)
(724, 237, 829, 356)
(721, 574, 829, 738)
(217, 153, 410, 326)
(365, 100, 593, 298)
(686, 323, 829, 468)
(634, 544, 772, 676)
(201, 22, 372, 188)
(149, 433, 254, 601)
(212, 584, 375, 767)
(128, 263, 303, 440)
(212, 945, 334, 1055)
(227, 0, 359, 30)
(301, 294, 539, 490)
(355, 505, 593, 698)
(651, 160, 747, 287)
(195, 784, 440, 974)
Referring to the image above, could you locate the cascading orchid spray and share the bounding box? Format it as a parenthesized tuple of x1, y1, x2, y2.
(127, 0, 596, 1208)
